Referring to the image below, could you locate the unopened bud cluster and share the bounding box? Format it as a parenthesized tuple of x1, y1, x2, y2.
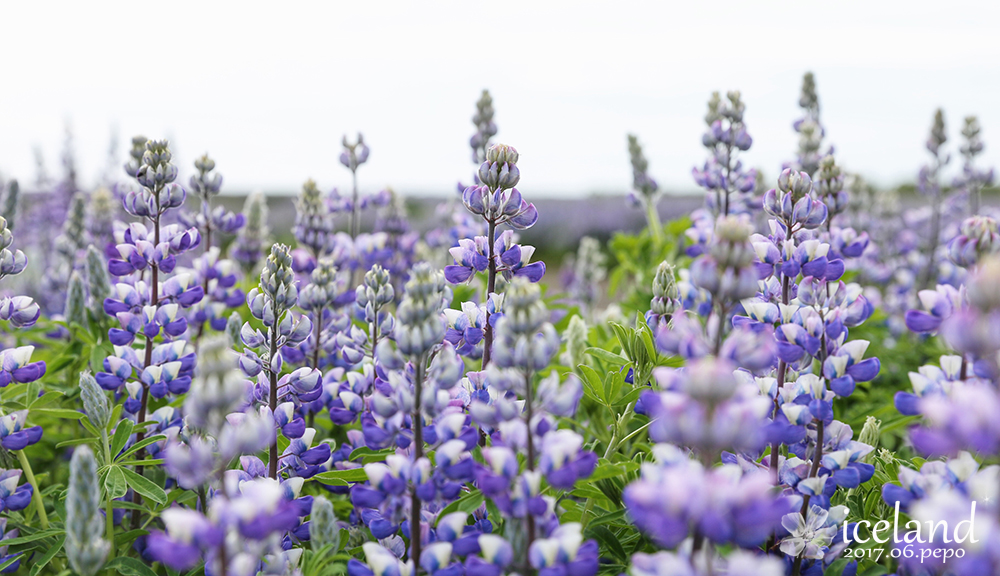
(395, 263, 448, 357)
(492, 278, 559, 372)
(123, 139, 186, 218)
(816, 155, 848, 216)
(763, 169, 828, 230)
(293, 180, 335, 256)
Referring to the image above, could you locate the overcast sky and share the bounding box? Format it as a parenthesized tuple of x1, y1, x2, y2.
(1, 1, 997, 197)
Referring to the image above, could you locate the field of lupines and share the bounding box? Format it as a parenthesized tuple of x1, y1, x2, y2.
(0, 73, 997, 576)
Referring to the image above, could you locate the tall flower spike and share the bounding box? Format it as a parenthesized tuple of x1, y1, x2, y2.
(86, 187, 116, 248)
(570, 236, 606, 316)
(626, 134, 663, 239)
(917, 108, 951, 290)
(456, 142, 538, 368)
(394, 262, 449, 570)
(340, 133, 371, 239)
(956, 114, 994, 215)
(293, 179, 334, 258)
(65, 446, 110, 576)
(241, 243, 312, 478)
(471, 89, 498, 163)
(232, 190, 270, 275)
(356, 264, 395, 350)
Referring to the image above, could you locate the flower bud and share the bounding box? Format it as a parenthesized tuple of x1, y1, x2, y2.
(66, 446, 110, 576)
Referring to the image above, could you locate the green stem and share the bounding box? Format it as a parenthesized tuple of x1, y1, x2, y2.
(581, 404, 635, 529)
(101, 430, 115, 562)
(16, 449, 48, 529)
(646, 201, 662, 245)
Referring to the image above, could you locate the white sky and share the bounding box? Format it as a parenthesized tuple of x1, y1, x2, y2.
(1, 1, 997, 196)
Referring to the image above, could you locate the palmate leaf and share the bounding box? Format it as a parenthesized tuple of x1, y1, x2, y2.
(105, 465, 129, 499)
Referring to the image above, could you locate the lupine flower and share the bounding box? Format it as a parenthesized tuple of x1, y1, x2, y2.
(231, 190, 271, 275)
(395, 263, 448, 358)
(528, 523, 598, 576)
(690, 91, 757, 223)
(462, 145, 537, 230)
(624, 446, 790, 549)
(0, 470, 33, 514)
(948, 215, 1000, 267)
(294, 179, 336, 259)
(779, 505, 845, 560)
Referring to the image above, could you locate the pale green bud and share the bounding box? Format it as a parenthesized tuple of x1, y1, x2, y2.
(66, 446, 110, 576)
(86, 245, 111, 318)
(79, 372, 111, 431)
(310, 495, 340, 550)
(65, 271, 88, 329)
(858, 416, 880, 464)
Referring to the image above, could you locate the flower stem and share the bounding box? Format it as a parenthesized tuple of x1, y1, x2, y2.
(132, 205, 160, 530)
(646, 201, 662, 246)
(350, 170, 360, 240)
(101, 429, 115, 562)
(15, 449, 48, 529)
(482, 218, 497, 368)
(411, 355, 425, 572)
(268, 326, 280, 479)
(524, 368, 536, 574)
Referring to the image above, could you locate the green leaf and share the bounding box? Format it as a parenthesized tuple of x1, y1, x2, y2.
(1, 528, 63, 546)
(312, 468, 369, 484)
(588, 462, 630, 482)
(115, 458, 165, 467)
(56, 437, 99, 449)
(435, 490, 484, 524)
(578, 365, 607, 406)
(0, 556, 19, 573)
(110, 419, 135, 457)
(105, 465, 129, 499)
(29, 408, 84, 420)
(121, 467, 167, 505)
(587, 508, 628, 527)
(587, 525, 626, 562)
(349, 446, 396, 463)
(117, 434, 167, 462)
(584, 347, 627, 366)
(27, 391, 64, 410)
(27, 535, 64, 576)
(603, 370, 624, 407)
(104, 557, 160, 576)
